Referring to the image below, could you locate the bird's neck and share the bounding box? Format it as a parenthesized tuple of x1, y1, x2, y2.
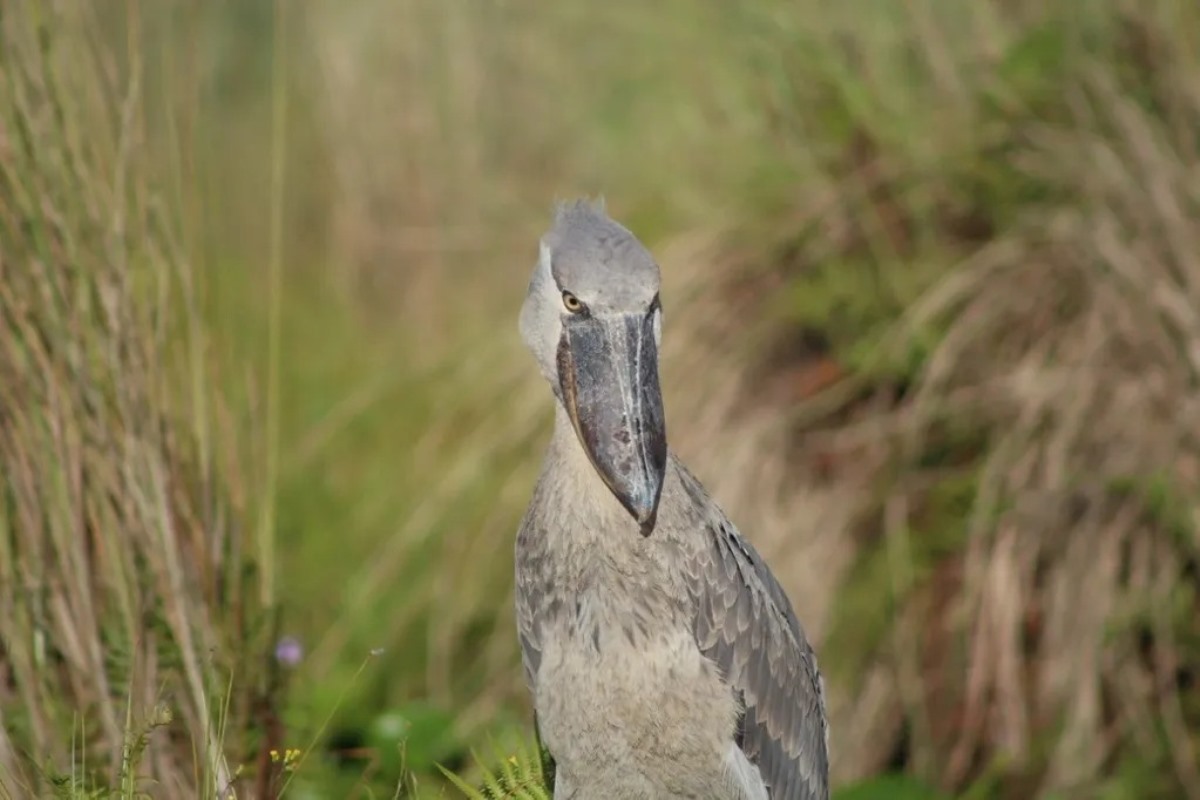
(539, 401, 674, 591)
(546, 401, 639, 536)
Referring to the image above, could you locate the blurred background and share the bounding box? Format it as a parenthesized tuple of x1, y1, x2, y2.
(3, 1, 1200, 798)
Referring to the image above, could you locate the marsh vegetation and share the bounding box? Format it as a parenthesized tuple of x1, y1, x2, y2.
(2, 1, 1199, 797)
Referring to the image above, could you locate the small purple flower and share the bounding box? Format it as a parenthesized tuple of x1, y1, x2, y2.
(275, 636, 303, 668)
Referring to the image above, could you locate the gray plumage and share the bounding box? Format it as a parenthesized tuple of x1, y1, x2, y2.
(514, 199, 830, 800)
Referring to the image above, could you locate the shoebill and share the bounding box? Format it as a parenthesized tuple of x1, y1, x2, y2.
(514, 199, 830, 800)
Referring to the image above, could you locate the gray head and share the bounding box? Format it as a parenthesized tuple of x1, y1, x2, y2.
(520, 199, 667, 534)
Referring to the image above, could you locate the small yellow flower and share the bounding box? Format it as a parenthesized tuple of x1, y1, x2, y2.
(270, 747, 301, 769)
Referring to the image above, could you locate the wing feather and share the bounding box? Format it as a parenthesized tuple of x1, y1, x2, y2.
(675, 461, 830, 800)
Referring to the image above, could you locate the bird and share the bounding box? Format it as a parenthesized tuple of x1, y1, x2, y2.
(513, 198, 830, 800)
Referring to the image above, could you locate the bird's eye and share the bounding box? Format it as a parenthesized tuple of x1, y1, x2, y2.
(562, 291, 585, 314)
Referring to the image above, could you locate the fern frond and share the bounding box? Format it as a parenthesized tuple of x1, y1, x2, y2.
(438, 738, 552, 800)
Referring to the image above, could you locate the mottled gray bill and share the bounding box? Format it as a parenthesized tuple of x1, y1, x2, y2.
(557, 310, 667, 535)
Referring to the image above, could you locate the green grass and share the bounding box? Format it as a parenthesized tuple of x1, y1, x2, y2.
(4, 0, 1200, 797)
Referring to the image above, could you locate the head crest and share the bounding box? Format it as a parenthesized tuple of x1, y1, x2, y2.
(553, 196, 607, 224)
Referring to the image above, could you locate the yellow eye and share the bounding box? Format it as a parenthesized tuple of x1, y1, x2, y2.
(562, 291, 584, 313)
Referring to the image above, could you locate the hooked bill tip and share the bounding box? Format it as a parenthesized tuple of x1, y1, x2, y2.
(628, 494, 661, 536)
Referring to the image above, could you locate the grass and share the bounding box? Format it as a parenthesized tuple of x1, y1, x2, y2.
(0, 2, 259, 796)
(3, 0, 1200, 798)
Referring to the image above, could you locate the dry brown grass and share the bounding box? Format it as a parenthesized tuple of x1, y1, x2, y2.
(0, 4, 261, 796)
(883, 67, 1200, 794)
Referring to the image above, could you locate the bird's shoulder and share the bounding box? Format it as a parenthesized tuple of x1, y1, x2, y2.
(668, 455, 830, 800)
(668, 459, 804, 639)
